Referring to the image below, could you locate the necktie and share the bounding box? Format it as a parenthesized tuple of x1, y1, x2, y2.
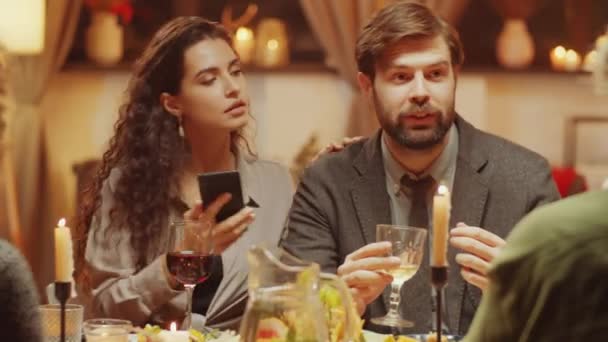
(399, 174, 436, 229)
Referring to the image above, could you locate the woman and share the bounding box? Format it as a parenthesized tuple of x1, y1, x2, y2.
(464, 190, 608, 341)
(74, 17, 294, 330)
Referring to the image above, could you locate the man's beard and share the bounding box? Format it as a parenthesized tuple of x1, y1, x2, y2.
(376, 97, 454, 150)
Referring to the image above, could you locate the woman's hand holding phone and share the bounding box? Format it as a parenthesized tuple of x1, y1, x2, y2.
(183, 193, 255, 254)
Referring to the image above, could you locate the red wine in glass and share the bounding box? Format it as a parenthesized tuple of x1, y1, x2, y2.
(166, 251, 213, 285)
(167, 219, 213, 330)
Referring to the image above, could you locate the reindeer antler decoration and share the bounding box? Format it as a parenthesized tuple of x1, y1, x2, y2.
(221, 3, 259, 33)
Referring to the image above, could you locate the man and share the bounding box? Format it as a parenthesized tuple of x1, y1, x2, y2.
(280, 1, 559, 335)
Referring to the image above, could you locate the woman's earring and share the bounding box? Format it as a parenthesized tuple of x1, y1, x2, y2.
(178, 116, 185, 137)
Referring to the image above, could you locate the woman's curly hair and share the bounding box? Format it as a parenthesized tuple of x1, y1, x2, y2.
(74, 17, 252, 291)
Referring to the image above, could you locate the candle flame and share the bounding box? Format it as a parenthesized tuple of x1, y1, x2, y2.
(170, 322, 177, 332)
(437, 184, 449, 196)
(553, 45, 566, 58)
(57, 218, 66, 227)
(235, 27, 253, 41)
(597, 35, 607, 49)
(565, 49, 578, 60)
(267, 39, 279, 50)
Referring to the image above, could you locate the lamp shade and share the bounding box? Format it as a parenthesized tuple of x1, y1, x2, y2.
(0, 0, 45, 55)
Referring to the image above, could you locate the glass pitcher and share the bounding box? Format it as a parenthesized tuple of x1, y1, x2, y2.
(239, 245, 361, 342)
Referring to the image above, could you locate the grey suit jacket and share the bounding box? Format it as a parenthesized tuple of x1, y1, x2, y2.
(280, 116, 560, 335)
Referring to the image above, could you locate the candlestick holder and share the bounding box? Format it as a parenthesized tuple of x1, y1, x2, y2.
(54, 282, 71, 342)
(431, 267, 448, 342)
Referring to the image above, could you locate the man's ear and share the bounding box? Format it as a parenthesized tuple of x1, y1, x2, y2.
(160, 92, 182, 119)
(357, 72, 373, 96)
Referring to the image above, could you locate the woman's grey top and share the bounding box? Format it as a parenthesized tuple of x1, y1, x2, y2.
(81, 154, 294, 330)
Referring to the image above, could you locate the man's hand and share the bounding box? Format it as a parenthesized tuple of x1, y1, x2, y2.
(449, 222, 506, 291)
(337, 242, 401, 315)
(311, 136, 365, 164)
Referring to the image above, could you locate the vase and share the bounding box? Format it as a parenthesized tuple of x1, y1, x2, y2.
(85, 11, 124, 66)
(496, 19, 535, 69)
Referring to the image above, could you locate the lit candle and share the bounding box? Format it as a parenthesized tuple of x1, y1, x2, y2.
(432, 184, 450, 267)
(564, 49, 581, 72)
(257, 38, 281, 67)
(233, 26, 255, 64)
(596, 34, 608, 50)
(157, 322, 189, 342)
(550, 45, 567, 71)
(54, 218, 74, 283)
(583, 50, 598, 72)
(255, 18, 289, 68)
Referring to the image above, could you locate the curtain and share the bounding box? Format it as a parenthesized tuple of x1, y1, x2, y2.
(0, 46, 21, 247)
(7, 0, 81, 288)
(299, 0, 382, 136)
(299, 0, 471, 137)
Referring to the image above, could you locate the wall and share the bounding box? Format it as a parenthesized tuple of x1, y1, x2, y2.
(480, 72, 608, 189)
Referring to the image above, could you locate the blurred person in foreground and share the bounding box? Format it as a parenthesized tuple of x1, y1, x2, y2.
(0, 239, 42, 341)
(465, 190, 608, 341)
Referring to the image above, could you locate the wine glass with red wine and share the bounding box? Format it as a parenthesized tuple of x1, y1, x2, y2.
(166, 219, 213, 330)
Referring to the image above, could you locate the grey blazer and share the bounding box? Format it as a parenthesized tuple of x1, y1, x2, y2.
(280, 116, 560, 335)
(82, 155, 294, 330)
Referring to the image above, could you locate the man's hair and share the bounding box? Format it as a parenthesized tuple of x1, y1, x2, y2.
(356, 0, 464, 78)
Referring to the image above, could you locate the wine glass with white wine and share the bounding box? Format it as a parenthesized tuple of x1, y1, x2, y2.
(371, 224, 427, 328)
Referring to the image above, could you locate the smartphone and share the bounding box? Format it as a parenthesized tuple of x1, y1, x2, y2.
(198, 170, 245, 222)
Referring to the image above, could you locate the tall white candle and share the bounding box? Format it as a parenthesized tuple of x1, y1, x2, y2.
(54, 218, 74, 282)
(432, 185, 451, 267)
